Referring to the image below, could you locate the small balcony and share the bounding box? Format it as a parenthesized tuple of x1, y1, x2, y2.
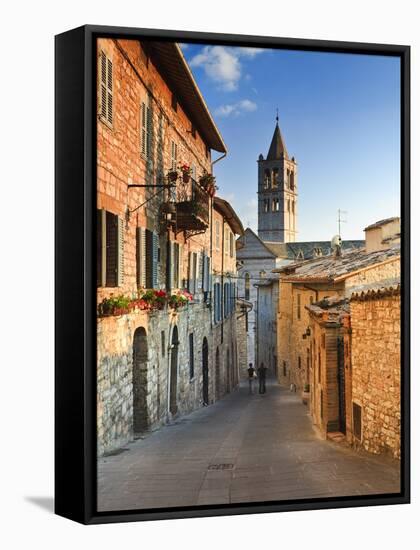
(175, 178, 210, 232)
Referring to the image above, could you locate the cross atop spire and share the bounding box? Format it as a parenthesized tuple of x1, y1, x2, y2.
(276, 107, 279, 123)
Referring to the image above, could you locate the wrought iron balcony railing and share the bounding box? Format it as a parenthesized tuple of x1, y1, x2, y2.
(175, 177, 210, 233)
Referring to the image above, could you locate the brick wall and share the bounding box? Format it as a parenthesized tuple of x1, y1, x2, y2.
(96, 38, 242, 455)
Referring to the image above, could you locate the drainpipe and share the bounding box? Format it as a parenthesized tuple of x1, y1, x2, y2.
(211, 151, 227, 169)
(221, 217, 225, 344)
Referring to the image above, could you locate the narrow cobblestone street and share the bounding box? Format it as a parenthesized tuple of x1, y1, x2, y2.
(97, 380, 400, 511)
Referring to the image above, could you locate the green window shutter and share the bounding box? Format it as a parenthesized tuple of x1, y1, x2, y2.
(152, 232, 159, 288)
(146, 230, 159, 289)
(188, 253, 192, 293)
(136, 227, 146, 288)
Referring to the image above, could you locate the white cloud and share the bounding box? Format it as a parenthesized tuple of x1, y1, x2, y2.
(214, 99, 257, 118)
(178, 43, 189, 50)
(189, 46, 264, 91)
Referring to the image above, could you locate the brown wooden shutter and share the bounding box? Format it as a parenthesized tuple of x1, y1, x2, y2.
(105, 211, 118, 287)
(136, 227, 146, 288)
(117, 217, 124, 286)
(146, 104, 152, 159)
(140, 102, 146, 156)
(100, 52, 107, 120)
(96, 209, 106, 287)
(107, 57, 113, 124)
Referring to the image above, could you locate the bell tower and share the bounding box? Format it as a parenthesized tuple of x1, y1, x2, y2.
(257, 114, 297, 242)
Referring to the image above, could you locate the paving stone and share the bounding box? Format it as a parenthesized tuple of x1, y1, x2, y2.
(97, 380, 400, 511)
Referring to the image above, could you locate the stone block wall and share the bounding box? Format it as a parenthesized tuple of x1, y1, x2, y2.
(97, 300, 240, 456)
(277, 281, 342, 390)
(350, 291, 401, 458)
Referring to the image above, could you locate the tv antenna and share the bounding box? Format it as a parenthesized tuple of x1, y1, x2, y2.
(338, 209, 347, 237)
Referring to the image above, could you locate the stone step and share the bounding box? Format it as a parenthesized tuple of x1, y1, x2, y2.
(327, 431, 346, 443)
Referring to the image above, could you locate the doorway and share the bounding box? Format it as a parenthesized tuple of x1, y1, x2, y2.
(215, 347, 221, 400)
(202, 337, 209, 405)
(337, 336, 346, 434)
(133, 327, 148, 433)
(169, 325, 179, 416)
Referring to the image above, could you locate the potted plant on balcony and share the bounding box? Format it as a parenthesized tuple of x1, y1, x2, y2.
(167, 169, 178, 182)
(302, 383, 310, 405)
(199, 172, 217, 197)
(179, 163, 192, 183)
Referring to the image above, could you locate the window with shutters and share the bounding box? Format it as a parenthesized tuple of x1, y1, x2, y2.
(189, 333, 194, 380)
(140, 96, 152, 159)
(188, 251, 199, 294)
(136, 227, 146, 288)
(97, 209, 124, 287)
(145, 229, 159, 289)
(215, 220, 221, 250)
(224, 228, 229, 255)
(170, 140, 178, 171)
(171, 94, 178, 112)
(167, 241, 181, 290)
(214, 283, 221, 323)
(202, 254, 210, 301)
(191, 125, 196, 139)
(297, 293, 301, 320)
(99, 51, 113, 126)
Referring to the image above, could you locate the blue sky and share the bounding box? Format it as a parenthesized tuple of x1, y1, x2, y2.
(181, 43, 401, 241)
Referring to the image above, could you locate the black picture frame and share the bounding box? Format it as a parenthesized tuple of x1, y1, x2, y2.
(55, 24, 410, 525)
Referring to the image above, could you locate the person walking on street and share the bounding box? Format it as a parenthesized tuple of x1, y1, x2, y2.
(247, 363, 255, 394)
(257, 362, 267, 394)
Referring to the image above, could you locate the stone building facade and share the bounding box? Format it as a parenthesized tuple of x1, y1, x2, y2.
(96, 38, 244, 456)
(349, 286, 401, 458)
(275, 232, 400, 392)
(305, 285, 401, 460)
(306, 298, 352, 439)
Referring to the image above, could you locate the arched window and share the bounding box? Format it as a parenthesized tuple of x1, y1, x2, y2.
(287, 199, 290, 212)
(272, 168, 279, 188)
(290, 172, 295, 190)
(263, 170, 270, 189)
(244, 273, 250, 300)
(292, 201, 295, 214)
